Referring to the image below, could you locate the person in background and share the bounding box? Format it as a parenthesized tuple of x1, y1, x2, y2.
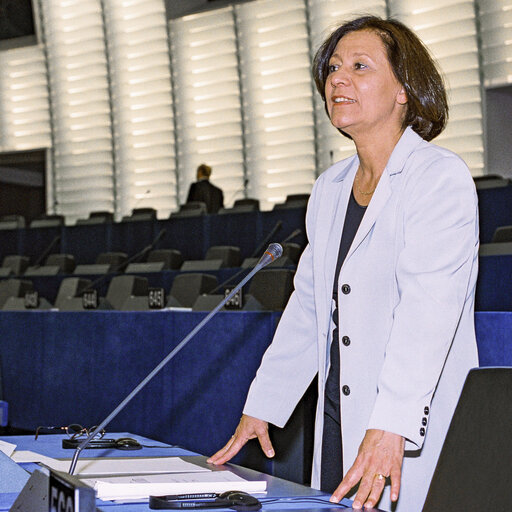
(207, 15, 479, 512)
(187, 163, 224, 214)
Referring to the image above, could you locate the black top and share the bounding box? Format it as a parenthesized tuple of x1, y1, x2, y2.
(187, 179, 224, 214)
(325, 190, 367, 409)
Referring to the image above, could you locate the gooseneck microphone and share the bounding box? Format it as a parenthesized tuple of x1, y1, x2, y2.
(68, 243, 283, 475)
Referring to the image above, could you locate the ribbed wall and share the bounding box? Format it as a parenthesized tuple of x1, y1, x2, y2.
(477, 0, 512, 88)
(307, 0, 386, 172)
(0, 45, 50, 151)
(104, 0, 177, 220)
(38, 0, 114, 222)
(1, 0, 507, 221)
(170, 7, 245, 207)
(390, 0, 484, 175)
(236, 0, 315, 209)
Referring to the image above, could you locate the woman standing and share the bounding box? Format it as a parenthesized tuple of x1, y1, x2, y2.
(208, 16, 479, 511)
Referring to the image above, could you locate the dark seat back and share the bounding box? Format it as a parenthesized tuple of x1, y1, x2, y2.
(205, 246, 241, 268)
(168, 273, 217, 307)
(246, 269, 294, 310)
(423, 367, 512, 511)
(105, 275, 149, 310)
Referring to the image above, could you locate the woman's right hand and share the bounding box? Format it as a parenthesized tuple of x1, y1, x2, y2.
(206, 414, 275, 465)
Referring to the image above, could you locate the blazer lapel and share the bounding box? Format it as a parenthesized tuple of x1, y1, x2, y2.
(314, 159, 358, 334)
(344, 169, 392, 263)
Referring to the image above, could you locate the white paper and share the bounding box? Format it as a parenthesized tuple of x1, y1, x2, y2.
(84, 470, 267, 500)
(11, 450, 58, 466)
(41, 456, 211, 476)
(0, 440, 16, 457)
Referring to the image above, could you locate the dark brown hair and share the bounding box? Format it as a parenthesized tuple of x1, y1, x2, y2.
(312, 16, 448, 141)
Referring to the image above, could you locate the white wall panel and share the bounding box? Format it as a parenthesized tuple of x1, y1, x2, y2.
(0, 45, 50, 151)
(236, 0, 315, 209)
(389, 0, 484, 175)
(170, 7, 244, 208)
(104, 0, 176, 219)
(38, 0, 114, 223)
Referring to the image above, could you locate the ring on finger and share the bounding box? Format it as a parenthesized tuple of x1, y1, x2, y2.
(375, 473, 385, 481)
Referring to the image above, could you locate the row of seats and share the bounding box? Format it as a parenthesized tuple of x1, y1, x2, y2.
(0, 194, 311, 230)
(0, 269, 295, 312)
(0, 243, 302, 278)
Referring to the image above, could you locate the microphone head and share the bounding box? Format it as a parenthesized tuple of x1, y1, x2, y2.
(257, 243, 283, 269)
(267, 242, 283, 260)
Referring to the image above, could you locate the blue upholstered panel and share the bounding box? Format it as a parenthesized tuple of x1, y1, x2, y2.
(476, 255, 512, 311)
(475, 312, 512, 366)
(61, 223, 113, 264)
(19, 226, 62, 263)
(477, 185, 512, 244)
(208, 212, 262, 258)
(0, 311, 280, 458)
(157, 217, 210, 260)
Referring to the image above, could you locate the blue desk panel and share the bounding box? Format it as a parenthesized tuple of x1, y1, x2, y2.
(0, 311, 281, 459)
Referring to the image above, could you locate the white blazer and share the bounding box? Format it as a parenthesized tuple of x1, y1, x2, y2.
(243, 127, 479, 511)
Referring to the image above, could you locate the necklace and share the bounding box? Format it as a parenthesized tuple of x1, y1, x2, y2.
(354, 171, 376, 196)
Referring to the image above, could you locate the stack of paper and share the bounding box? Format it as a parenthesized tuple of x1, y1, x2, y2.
(83, 471, 267, 501)
(18, 455, 267, 501)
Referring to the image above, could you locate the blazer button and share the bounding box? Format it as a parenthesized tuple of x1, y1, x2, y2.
(424, 406, 429, 415)
(419, 427, 425, 436)
(342, 336, 351, 346)
(341, 284, 351, 294)
(422, 418, 428, 426)
(342, 385, 350, 396)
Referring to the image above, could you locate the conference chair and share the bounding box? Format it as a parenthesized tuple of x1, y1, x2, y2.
(181, 246, 242, 271)
(75, 210, 114, 225)
(422, 367, 512, 512)
(0, 255, 29, 276)
(0, 214, 25, 230)
(243, 269, 295, 311)
(0, 279, 34, 309)
(74, 252, 128, 275)
(29, 214, 65, 228)
(169, 201, 207, 218)
(54, 277, 92, 309)
(205, 246, 241, 267)
(473, 174, 510, 190)
(218, 198, 260, 214)
(104, 275, 149, 310)
(491, 225, 512, 243)
(167, 273, 218, 308)
(125, 249, 184, 273)
(121, 207, 157, 222)
(273, 193, 310, 210)
(24, 253, 76, 276)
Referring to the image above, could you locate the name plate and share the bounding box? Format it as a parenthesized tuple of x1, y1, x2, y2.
(24, 291, 39, 309)
(148, 287, 165, 309)
(49, 470, 95, 512)
(9, 466, 95, 512)
(81, 289, 98, 310)
(224, 287, 243, 309)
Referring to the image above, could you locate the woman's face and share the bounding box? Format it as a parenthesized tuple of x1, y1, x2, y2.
(325, 29, 407, 141)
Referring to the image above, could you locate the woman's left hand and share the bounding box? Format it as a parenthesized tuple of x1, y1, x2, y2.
(329, 429, 405, 509)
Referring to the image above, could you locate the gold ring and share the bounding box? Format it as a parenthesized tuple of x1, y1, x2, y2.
(376, 473, 385, 481)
